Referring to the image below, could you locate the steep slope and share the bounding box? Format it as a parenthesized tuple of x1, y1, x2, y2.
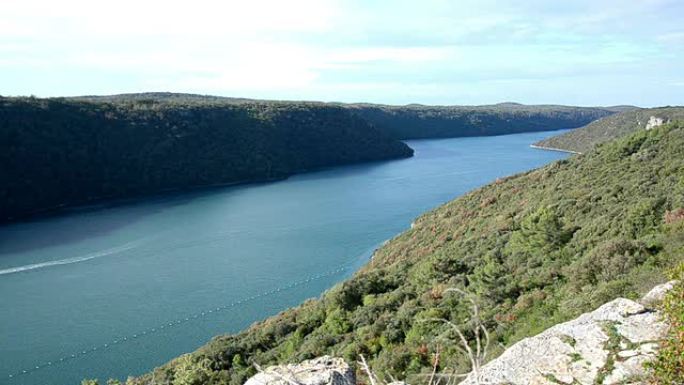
(534, 106, 684, 153)
(76, 93, 625, 140)
(0, 96, 413, 222)
(126, 123, 684, 385)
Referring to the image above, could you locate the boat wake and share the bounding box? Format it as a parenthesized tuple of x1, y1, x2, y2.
(0, 241, 141, 276)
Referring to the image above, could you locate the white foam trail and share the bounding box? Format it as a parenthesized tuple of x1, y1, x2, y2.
(0, 241, 141, 276)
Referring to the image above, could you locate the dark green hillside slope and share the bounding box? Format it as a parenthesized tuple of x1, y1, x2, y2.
(534, 106, 684, 153)
(76, 93, 626, 140)
(346, 103, 627, 139)
(127, 123, 684, 385)
(0, 97, 412, 222)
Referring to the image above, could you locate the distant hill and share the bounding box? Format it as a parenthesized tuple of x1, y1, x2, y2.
(73, 92, 256, 105)
(345, 103, 632, 139)
(0, 96, 412, 222)
(534, 106, 684, 153)
(125, 121, 684, 385)
(76, 93, 628, 140)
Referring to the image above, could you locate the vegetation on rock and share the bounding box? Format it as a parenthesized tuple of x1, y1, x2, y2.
(648, 263, 684, 384)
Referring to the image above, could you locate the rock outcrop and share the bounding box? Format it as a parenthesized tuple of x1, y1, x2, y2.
(645, 116, 666, 130)
(460, 282, 674, 385)
(640, 280, 677, 307)
(245, 356, 354, 385)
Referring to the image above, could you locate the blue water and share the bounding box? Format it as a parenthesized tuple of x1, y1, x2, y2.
(0, 131, 567, 385)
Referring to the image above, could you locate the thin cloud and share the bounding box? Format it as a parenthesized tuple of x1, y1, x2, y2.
(0, 0, 682, 106)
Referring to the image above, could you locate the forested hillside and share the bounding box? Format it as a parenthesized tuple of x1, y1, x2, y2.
(346, 103, 628, 139)
(534, 106, 684, 153)
(0, 96, 412, 222)
(77, 93, 627, 139)
(126, 122, 684, 385)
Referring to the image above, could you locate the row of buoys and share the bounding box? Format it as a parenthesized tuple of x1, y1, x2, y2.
(7, 263, 353, 380)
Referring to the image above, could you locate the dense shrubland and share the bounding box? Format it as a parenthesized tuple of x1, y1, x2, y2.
(0, 96, 412, 221)
(121, 122, 684, 385)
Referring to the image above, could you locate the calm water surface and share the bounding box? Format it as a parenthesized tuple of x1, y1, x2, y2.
(0, 131, 568, 385)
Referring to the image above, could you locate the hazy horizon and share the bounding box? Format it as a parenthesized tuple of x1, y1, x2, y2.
(0, 91, 653, 109)
(1, 0, 682, 107)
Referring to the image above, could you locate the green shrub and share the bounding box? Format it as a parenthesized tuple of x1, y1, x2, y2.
(648, 264, 684, 384)
(172, 355, 215, 385)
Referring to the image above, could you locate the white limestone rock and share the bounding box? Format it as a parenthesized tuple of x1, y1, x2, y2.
(645, 116, 665, 130)
(640, 280, 678, 307)
(459, 295, 671, 385)
(245, 356, 354, 385)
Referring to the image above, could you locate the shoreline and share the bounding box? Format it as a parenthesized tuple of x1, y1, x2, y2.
(0, 175, 289, 226)
(0, 152, 414, 226)
(529, 144, 583, 155)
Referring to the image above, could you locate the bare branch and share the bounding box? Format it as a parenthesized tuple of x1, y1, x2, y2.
(425, 287, 496, 385)
(358, 355, 380, 385)
(479, 324, 491, 363)
(421, 317, 477, 371)
(357, 287, 500, 385)
(427, 346, 440, 385)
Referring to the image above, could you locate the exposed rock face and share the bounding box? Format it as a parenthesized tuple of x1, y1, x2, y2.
(640, 280, 678, 307)
(646, 116, 665, 130)
(460, 286, 673, 385)
(245, 356, 354, 385)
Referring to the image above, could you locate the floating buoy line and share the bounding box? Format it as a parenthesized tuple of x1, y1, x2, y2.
(6, 262, 356, 381)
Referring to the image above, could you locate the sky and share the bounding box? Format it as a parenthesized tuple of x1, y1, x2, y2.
(0, 0, 682, 106)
